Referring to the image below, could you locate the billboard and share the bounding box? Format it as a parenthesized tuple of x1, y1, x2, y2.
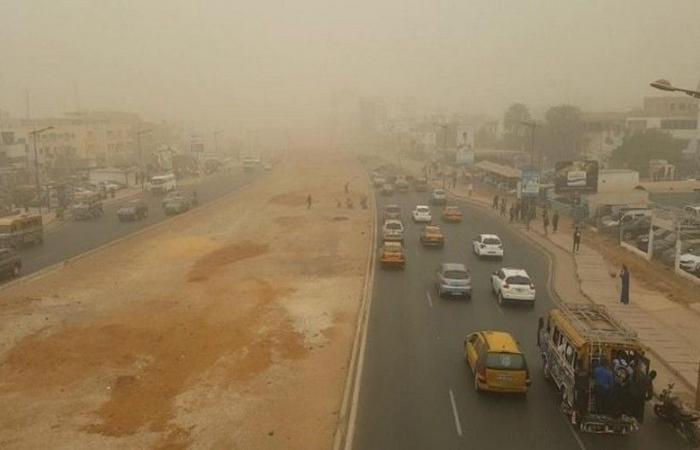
(521, 167, 540, 196)
(455, 127, 475, 165)
(554, 160, 599, 194)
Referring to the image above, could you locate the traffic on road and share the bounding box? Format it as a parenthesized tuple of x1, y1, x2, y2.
(352, 167, 691, 450)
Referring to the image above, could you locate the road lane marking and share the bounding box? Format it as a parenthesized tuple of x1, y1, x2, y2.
(448, 389, 463, 437)
(426, 290, 433, 308)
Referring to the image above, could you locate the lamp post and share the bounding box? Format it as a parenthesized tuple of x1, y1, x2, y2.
(520, 120, 539, 166)
(213, 130, 222, 154)
(30, 126, 53, 213)
(135, 129, 152, 191)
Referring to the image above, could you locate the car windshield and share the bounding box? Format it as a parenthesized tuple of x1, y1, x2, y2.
(386, 206, 400, 213)
(486, 352, 526, 370)
(483, 238, 500, 245)
(444, 270, 468, 279)
(505, 275, 531, 285)
(417, 207, 429, 213)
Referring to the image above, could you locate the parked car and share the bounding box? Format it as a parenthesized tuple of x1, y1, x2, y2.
(373, 176, 386, 188)
(682, 205, 700, 226)
(679, 250, 700, 274)
(431, 189, 447, 205)
(412, 205, 432, 223)
(473, 234, 504, 258)
(464, 330, 530, 394)
(491, 267, 536, 305)
(660, 240, 700, 266)
(383, 204, 402, 221)
(0, 247, 21, 278)
(620, 217, 651, 241)
(420, 225, 445, 248)
(163, 197, 192, 215)
(117, 201, 149, 222)
(382, 219, 404, 242)
(636, 228, 672, 252)
(435, 263, 471, 298)
(381, 184, 394, 196)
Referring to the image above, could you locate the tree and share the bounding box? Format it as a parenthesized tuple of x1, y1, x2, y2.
(502, 103, 531, 151)
(541, 104, 585, 162)
(610, 129, 685, 173)
(475, 123, 501, 149)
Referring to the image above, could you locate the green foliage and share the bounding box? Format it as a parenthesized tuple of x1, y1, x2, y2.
(502, 103, 531, 151)
(541, 104, 585, 161)
(610, 129, 685, 172)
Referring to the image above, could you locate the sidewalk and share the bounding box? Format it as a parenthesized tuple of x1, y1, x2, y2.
(444, 181, 700, 402)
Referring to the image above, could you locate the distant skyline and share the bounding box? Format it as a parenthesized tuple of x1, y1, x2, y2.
(1, 0, 699, 133)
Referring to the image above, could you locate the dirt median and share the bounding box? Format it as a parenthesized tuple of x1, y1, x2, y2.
(0, 152, 371, 450)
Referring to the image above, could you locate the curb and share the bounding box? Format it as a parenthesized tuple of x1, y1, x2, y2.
(332, 172, 377, 450)
(0, 182, 253, 293)
(445, 188, 696, 394)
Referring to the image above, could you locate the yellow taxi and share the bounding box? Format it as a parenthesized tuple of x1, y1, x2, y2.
(442, 206, 463, 223)
(379, 241, 405, 269)
(464, 330, 530, 394)
(419, 225, 445, 248)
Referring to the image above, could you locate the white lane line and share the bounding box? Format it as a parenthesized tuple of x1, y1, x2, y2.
(425, 290, 433, 308)
(448, 389, 463, 437)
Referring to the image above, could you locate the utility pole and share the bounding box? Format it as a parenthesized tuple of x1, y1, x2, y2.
(30, 126, 54, 213)
(213, 130, 222, 154)
(136, 129, 152, 191)
(520, 120, 538, 167)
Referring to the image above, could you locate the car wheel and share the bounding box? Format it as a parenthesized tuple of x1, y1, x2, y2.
(497, 292, 504, 306)
(12, 264, 20, 277)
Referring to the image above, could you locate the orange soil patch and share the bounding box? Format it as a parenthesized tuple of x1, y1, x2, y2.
(268, 193, 307, 207)
(0, 278, 304, 447)
(188, 241, 269, 282)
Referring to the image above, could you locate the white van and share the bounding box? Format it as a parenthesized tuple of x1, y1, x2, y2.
(149, 173, 177, 194)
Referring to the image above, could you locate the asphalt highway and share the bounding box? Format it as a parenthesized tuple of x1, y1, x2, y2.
(352, 190, 687, 450)
(11, 167, 256, 278)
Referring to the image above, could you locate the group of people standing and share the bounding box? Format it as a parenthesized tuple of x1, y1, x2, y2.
(492, 194, 560, 234)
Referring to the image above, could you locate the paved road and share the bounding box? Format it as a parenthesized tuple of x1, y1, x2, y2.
(353, 191, 687, 450)
(12, 168, 257, 278)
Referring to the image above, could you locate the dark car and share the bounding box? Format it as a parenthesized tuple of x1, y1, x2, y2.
(620, 217, 651, 242)
(434, 263, 471, 298)
(383, 204, 401, 221)
(0, 247, 21, 278)
(117, 201, 149, 222)
(163, 197, 192, 215)
(636, 228, 671, 252)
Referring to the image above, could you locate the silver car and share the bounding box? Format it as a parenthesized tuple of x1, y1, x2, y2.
(435, 263, 472, 298)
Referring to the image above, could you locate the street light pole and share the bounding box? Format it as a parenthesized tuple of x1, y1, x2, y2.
(135, 129, 152, 191)
(30, 126, 53, 213)
(520, 120, 538, 167)
(213, 130, 222, 154)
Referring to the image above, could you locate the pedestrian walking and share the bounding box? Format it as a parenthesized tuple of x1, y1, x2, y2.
(543, 214, 550, 236)
(509, 205, 515, 223)
(468, 183, 473, 197)
(492, 194, 499, 210)
(552, 210, 559, 233)
(306, 194, 312, 210)
(344, 182, 349, 194)
(573, 227, 582, 253)
(500, 198, 506, 217)
(619, 264, 630, 305)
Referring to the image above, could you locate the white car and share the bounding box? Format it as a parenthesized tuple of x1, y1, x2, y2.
(679, 251, 700, 274)
(491, 268, 536, 305)
(412, 205, 432, 223)
(382, 219, 404, 242)
(431, 189, 447, 205)
(473, 234, 504, 258)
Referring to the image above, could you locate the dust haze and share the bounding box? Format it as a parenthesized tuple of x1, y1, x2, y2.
(2, 0, 700, 132)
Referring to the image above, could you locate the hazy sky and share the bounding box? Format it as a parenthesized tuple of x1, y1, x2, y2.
(1, 0, 699, 133)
